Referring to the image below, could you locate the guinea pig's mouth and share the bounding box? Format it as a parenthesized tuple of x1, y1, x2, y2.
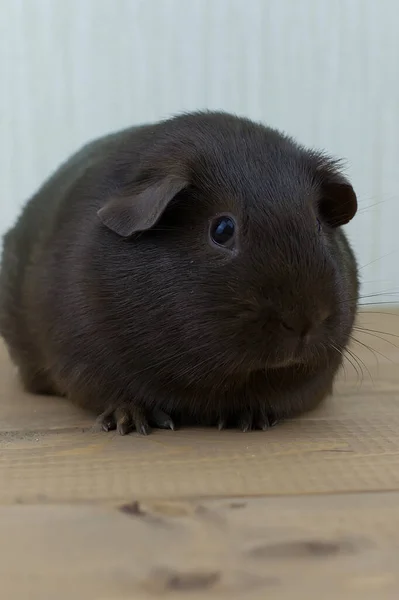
(266, 356, 303, 369)
(265, 353, 310, 370)
(262, 339, 331, 370)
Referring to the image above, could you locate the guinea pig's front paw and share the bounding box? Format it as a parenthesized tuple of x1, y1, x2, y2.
(98, 405, 150, 435)
(218, 409, 280, 432)
(98, 405, 175, 436)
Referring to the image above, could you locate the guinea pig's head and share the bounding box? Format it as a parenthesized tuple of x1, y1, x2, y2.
(97, 112, 358, 383)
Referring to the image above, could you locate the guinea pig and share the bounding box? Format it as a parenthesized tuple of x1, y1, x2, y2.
(0, 111, 358, 434)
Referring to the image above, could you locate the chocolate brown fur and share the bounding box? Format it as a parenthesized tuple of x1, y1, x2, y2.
(0, 111, 359, 434)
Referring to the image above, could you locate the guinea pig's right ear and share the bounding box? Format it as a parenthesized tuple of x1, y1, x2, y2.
(97, 176, 187, 237)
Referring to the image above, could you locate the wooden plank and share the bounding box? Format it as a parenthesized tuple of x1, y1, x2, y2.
(0, 494, 398, 599)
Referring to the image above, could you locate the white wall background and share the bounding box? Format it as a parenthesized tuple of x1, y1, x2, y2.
(1, 0, 398, 303)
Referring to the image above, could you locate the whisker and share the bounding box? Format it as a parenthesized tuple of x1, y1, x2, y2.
(330, 342, 349, 381)
(358, 199, 387, 212)
(353, 329, 399, 352)
(340, 343, 362, 386)
(345, 345, 369, 385)
(358, 292, 399, 301)
(337, 292, 399, 307)
(359, 301, 399, 307)
(358, 251, 397, 271)
(349, 345, 374, 379)
(347, 339, 375, 383)
(353, 326, 399, 342)
(351, 336, 395, 365)
(359, 311, 399, 318)
(344, 349, 370, 389)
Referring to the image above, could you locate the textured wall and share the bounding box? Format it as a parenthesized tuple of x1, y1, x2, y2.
(1, 0, 398, 302)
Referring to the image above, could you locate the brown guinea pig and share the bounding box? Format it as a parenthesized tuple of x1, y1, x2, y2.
(0, 111, 358, 434)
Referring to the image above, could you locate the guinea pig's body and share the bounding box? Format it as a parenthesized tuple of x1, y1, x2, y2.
(0, 112, 359, 434)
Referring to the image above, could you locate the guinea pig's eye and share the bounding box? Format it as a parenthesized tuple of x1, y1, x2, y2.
(316, 218, 322, 233)
(209, 215, 236, 248)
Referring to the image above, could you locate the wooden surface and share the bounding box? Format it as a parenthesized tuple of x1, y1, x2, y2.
(1, 310, 399, 599)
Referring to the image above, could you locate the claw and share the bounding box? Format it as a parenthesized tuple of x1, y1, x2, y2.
(257, 413, 271, 431)
(98, 409, 116, 432)
(151, 408, 175, 430)
(136, 421, 151, 436)
(133, 409, 151, 436)
(239, 412, 253, 432)
(258, 413, 279, 430)
(115, 408, 132, 436)
(113, 406, 150, 436)
(117, 422, 130, 436)
(102, 418, 115, 432)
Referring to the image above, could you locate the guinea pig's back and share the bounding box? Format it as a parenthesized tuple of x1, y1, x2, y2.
(0, 126, 140, 372)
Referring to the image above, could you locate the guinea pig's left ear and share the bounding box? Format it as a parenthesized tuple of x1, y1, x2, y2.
(97, 176, 187, 237)
(318, 169, 358, 228)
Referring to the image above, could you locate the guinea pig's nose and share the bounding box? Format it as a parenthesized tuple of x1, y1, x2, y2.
(281, 310, 330, 340)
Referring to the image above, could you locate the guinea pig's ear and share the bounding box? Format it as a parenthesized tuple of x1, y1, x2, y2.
(317, 167, 357, 228)
(97, 176, 187, 237)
